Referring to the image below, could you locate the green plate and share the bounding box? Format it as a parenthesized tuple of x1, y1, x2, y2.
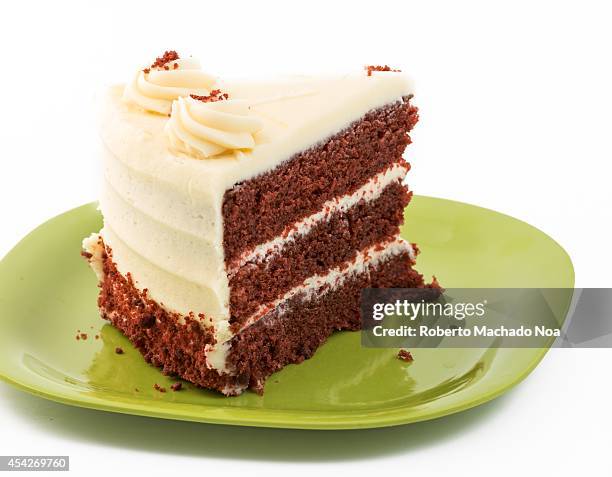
(0, 197, 573, 429)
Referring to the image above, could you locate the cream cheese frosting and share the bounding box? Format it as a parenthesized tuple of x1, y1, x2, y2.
(165, 95, 263, 159)
(96, 69, 415, 366)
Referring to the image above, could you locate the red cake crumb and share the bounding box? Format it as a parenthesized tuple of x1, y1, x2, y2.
(397, 349, 414, 362)
(75, 335, 80, 341)
(80, 333, 88, 340)
(365, 65, 401, 76)
(115, 347, 124, 355)
(190, 89, 229, 103)
(153, 383, 167, 393)
(143, 50, 180, 74)
(95, 335, 99, 340)
(170, 382, 182, 392)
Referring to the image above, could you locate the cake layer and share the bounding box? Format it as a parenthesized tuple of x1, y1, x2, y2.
(91, 238, 426, 396)
(228, 180, 412, 327)
(222, 97, 418, 264)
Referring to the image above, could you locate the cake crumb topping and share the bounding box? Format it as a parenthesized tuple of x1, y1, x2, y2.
(170, 382, 182, 392)
(115, 346, 124, 354)
(143, 50, 180, 74)
(190, 89, 229, 103)
(365, 65, 401, 76)
(397, 349, 414, 362)
(153, 383, 167, 393)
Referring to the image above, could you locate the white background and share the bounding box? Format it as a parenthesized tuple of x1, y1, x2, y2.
(1, 0, 610, 475)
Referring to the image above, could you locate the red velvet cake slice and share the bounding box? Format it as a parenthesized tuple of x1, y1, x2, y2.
(82, 53, 431, 395)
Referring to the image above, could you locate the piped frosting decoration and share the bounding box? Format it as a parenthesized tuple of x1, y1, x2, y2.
(165, 92, 264, 159)
(122, 51, 216, 115)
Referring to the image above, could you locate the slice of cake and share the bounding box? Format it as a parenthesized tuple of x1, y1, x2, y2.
(82, 51, 432, 395)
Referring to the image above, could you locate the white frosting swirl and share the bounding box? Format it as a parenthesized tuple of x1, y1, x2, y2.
(165, 96, 264, 159)
(122, 58, 216, 115)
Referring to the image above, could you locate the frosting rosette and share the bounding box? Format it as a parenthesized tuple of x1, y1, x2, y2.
(165, 95, 264, 159)
(122, 54, 216, 115)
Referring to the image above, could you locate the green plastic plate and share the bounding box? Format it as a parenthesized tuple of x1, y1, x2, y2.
(0, 197, 574, 429)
